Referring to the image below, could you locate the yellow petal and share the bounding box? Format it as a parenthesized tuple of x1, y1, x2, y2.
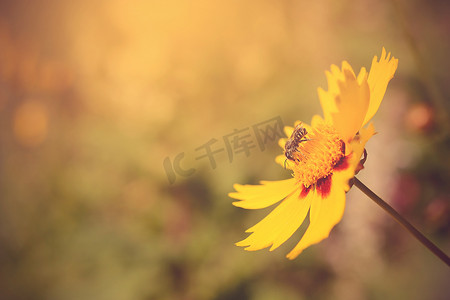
(363, 48, 398, 126)
(230, 178, 298, 209)
(357, 67, 368, 85)
(331, 67, 370, 143)
(319, 61, 356, 123)
(311, 114, 325, 127)
(318, 61, 370, 143)
(318, 86, 338, 124)
(332, 123, 375, 192)
(236, 187, 312, 251)
(286, 175, 346, 259)
(275, 154, 294, 170)
(284, 126, 294, 138)
(342, 61, 356, 77)
(278, 138, 287, 149)
(328, 64, 346, 92)
(349, 123, 376, 170)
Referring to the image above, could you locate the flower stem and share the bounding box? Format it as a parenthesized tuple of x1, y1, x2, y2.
(353, 177, 450, 267)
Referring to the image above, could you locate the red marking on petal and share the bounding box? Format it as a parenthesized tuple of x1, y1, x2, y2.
(316, 175, 332, 198)
(333, 155, 349, 171)
(300, 185, 312, 198)
(340, 140, 346, 154)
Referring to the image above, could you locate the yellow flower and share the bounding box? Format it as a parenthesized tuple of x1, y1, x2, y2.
(229, 48, 398, 259)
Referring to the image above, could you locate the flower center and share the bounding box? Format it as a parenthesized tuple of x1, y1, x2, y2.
(290, 123, 344, 188)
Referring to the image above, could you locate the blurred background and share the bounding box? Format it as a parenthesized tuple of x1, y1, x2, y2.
(0, 0, 449, 299)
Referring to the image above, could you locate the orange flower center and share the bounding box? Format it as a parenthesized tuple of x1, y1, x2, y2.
(290, 123, 344, 188)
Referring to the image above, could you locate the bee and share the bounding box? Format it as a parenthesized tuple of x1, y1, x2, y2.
(284, 123, 310, 168)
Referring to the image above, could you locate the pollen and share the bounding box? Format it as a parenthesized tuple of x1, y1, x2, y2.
(291, 123, 344, 188)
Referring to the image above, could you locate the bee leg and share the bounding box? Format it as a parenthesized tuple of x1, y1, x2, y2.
(299, 138, 313, 143)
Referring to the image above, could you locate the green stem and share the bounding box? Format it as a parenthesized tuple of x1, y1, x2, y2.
(353, 177, 450, 267)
